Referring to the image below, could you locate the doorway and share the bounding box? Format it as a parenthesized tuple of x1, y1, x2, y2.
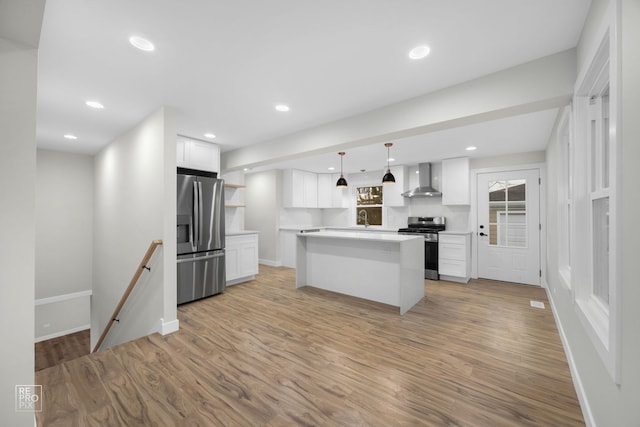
(476, 168, 541, 285)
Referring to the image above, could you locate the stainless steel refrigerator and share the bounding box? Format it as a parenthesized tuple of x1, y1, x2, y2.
(176, 168, 225, 304)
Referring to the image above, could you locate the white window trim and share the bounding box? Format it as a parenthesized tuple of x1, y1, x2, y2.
(556, 105, 572, 288)
(571, 7, 621, 384)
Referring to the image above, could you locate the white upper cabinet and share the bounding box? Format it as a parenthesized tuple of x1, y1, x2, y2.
(177, 136, 220, 173)
(317, 173, 346, 208)
(282, 169, 318, 208)
(442, 157, 470, 205)
(303, 171, 318, 208)
(382, 166, 408, 207)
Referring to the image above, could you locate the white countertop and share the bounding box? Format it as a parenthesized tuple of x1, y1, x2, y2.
(280, 226, 322, 231)
(226, 230, 259, 236)
(296, 230, 422, 242)
(281, 225, 398, 232)
(324, 226, 398, 232)
(439, 230, 472, 235)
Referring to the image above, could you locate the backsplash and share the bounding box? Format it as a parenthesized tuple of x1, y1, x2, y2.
(408, 197, 471, 230)
(280, 208, 323, 227)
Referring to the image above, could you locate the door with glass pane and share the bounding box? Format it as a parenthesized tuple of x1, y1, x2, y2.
(477, 169, 540, 285)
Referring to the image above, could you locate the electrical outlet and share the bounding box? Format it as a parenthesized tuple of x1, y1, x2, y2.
(43, 323, 51, 328)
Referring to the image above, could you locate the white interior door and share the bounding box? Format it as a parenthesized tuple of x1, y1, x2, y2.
(477, 169, 540, 285)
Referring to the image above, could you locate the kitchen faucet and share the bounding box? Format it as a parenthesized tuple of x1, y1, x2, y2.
(358, 209, 369, 227)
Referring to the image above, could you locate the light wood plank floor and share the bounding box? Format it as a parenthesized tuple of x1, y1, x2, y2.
(36, 266, 584, 426)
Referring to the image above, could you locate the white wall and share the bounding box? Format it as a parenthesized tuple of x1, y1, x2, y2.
(545, 1, 640, 425)
(0, 3, 43, 423)
(92, 107, 177, 350)
(245, 169, 280, 264)
(35, 150, 93, 340)
(469, 151, 546, 171)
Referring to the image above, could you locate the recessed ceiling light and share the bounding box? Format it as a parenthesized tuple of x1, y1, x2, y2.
(466, 146, 477, 151)
(388, 158, 396, 162)
(328, 167, 335, 171)
(63, 134, 78, 140)
(86, 100, 104, 109)
(275, 104, 290, 112)
(204, 133, 216, 139)
(129, 36, 155, 52)
(408, 45, 431, 60)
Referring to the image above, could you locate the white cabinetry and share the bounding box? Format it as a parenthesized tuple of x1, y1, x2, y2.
(177, 136, 220, 173)
(383, 166, 408, 207)
(282, 169, 318, 208)
(442, 157, 470, 205)
(317, 173, 346, 208)
(438, 232, 471, 283)
(225, 233, 259, 285)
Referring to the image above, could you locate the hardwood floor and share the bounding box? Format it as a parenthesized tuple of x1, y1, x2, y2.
(35, 266, 584, 426)
(35, 329, 90, 371)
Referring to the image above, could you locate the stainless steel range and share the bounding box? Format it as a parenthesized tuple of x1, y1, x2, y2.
(398, 217, 446, 280)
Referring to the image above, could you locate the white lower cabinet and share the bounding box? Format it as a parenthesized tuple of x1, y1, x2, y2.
(438, 232, 471, 283)
(225, 233, 259, 285)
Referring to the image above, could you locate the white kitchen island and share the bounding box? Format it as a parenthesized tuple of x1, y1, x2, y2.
(296, 230, 424, 314)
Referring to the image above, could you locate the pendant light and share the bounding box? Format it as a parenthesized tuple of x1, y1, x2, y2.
(382, 143, 396, 184)
(336, 152, 348, 188)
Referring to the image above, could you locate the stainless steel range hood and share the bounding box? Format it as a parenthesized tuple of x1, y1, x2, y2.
(401, 163, 442, 198)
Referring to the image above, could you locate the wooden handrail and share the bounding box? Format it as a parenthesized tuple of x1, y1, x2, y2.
(92, 239, 163, 353)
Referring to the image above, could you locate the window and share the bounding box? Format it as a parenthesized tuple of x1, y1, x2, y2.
(589, 86, 611, 306)
(488, 180, 527, 248)
(572, 28, 620, 383)
(356, 186, 382, 226)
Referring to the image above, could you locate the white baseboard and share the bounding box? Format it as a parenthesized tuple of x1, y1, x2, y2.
(226, 275, 255, 286)
(545, 286, 596, 427)
(259, 259, 281, 267)
(159, 318, 179, 335)
(35, 289, 92, 306)
(35, 324, 90, 343)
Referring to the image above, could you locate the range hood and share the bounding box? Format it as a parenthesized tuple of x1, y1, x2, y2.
(401, 163, 442, 198)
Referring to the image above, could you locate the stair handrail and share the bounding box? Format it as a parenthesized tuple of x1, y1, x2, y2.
(92, 239, 163, 353)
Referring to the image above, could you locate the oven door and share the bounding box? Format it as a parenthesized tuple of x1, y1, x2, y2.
(424, 235, 439, 280)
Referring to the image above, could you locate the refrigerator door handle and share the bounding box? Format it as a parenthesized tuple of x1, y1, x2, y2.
(192, 181, 199, 246)
(177, 251, 225, 264)
(198, 181, 204, 245)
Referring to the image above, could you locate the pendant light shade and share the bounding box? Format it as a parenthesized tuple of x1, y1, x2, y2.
(382, 143, 396, 184)
(336, 152, 348, 188)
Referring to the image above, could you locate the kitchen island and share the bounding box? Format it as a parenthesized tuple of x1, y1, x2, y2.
(296, 230, 424, 314)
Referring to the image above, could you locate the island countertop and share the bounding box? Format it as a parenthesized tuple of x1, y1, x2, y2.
(296, 230, 422, 242)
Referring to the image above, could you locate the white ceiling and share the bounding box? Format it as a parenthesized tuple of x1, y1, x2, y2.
(36, 1, 590, 170)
